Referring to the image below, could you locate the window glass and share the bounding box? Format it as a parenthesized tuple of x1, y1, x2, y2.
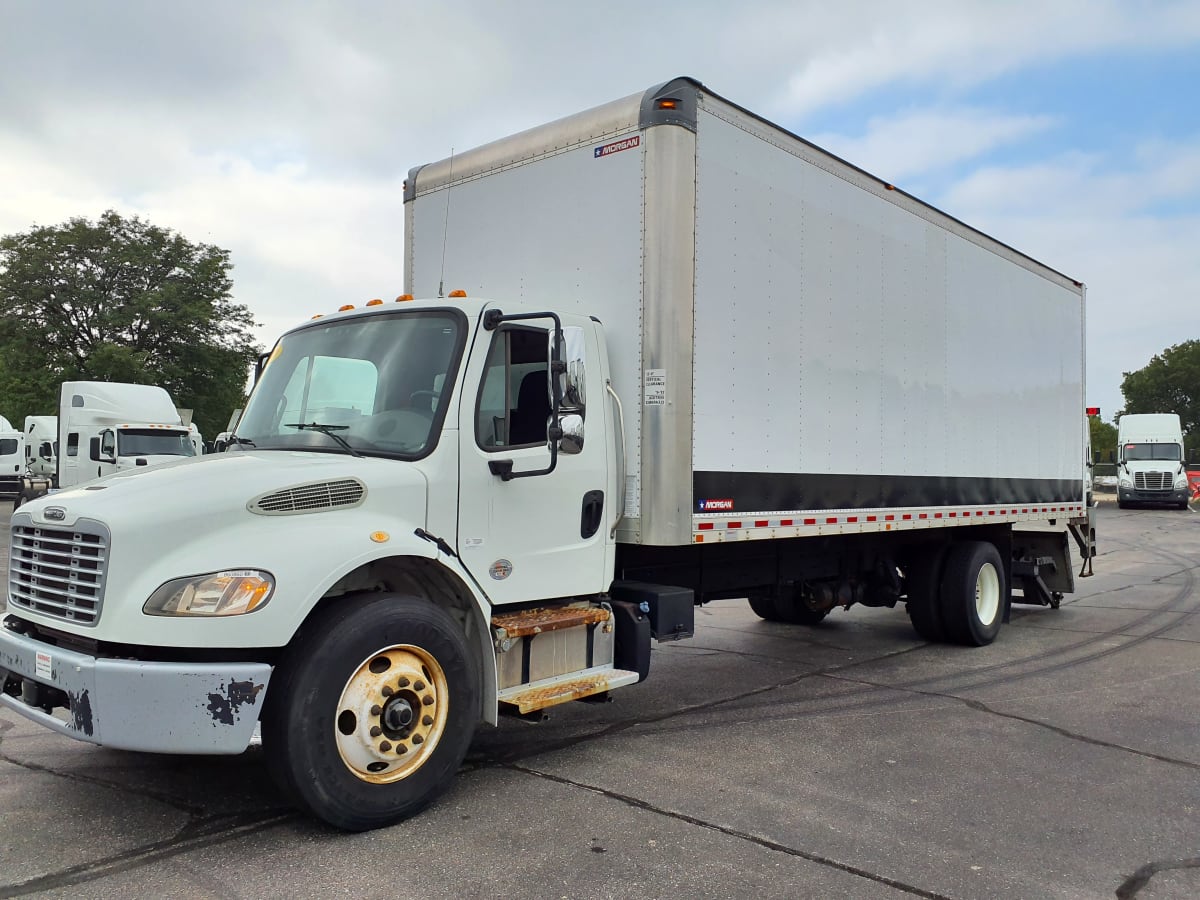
(236, 311, 464, 459)
(476, 327, 549, 450)
(67, 433, 79, 458)
(1123, 442, 1182, 462)
(0, 438, 17, 455)
(117, 430, 195, 457)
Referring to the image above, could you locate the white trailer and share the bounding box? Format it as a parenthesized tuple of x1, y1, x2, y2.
(1116, 413, 1189, 508)
(1, 78, 1094, 831)
(0, 415, 22, 498)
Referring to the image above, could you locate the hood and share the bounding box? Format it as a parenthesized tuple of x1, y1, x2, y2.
(23, 451, 429, 531)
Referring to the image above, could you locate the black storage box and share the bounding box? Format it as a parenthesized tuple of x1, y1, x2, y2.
(610, 581, 695, 642)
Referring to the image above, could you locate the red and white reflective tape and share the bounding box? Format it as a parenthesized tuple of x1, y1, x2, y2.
(692, 505, 1085, 542)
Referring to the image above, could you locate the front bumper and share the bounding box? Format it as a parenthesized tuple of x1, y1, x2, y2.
(0, 623, 271, 754)
(1117, 487, 1189, 505)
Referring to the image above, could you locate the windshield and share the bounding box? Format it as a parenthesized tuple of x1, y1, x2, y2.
(118, 430, 196, 457)
(236, 310, 465, 458)
(1123, 442, 1182, 462)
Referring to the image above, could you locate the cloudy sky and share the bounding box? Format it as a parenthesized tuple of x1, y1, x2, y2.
(2, 0, 1198, 422)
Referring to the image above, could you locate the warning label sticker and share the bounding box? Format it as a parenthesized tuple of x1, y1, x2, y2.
(644, 369, 667, 406)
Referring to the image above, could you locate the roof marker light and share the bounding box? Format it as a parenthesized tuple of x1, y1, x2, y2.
(657, 98, 679, 110)
(338, 304, 354, 312)
(366, 298, 383, 306)
(311, 314, 323, 319)
(448, 289, 467, 298)
(395, 294, 414, 302)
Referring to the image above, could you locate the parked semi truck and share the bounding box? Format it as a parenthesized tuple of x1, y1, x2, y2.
(1, 77, 1094, 831)
(1116, 413, 1189, 509)
(0, 415, 22, 498)
(13, 382, 196, 507)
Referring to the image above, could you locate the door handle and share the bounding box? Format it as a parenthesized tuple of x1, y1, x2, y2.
(581, 490, 604, 539)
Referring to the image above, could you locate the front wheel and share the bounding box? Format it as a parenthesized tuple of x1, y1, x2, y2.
(939, 541, 1005, 646)
(262, 593, 479, 831)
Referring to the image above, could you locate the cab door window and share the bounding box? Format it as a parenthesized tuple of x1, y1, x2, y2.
(476, 327, 549, 449)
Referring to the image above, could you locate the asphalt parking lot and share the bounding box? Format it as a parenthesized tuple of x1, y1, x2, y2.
(2, 500, 1198, 899)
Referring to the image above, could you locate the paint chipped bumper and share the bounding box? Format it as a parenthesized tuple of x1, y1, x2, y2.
(0, 624, 271, 754)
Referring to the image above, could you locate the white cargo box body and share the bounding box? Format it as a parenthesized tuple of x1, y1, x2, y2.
(405, 77, 1086, 547)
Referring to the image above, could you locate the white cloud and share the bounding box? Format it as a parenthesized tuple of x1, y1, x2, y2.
(810, 107, 1057, 183)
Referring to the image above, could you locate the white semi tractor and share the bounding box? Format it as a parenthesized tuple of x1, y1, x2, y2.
(13, 382, 196, 507)
(1, 78, 1094, 831)
(0, 415, 23, 498)
(23, 416, 58, 480)
(1116, 413, 1189, 509)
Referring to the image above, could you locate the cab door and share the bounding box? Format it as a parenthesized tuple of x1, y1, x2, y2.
(457, 314, 610, 606)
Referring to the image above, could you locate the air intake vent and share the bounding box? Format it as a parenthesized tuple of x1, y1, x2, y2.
(250, 479, 366, 515)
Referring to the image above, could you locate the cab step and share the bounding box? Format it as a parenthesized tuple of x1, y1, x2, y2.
(497, 667, 641, 715)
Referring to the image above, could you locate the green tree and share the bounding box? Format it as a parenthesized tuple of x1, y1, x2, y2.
(0, 211, 260, 441)
(1119, 339, 1200, 459)
(1088, 415, 1118, 465)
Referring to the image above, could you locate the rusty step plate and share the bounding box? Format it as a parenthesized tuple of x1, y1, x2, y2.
(491, 605, 610, 639)
(496, 668, 640, 714)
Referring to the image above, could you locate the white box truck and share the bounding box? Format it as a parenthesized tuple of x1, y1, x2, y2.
(0, 415, 23, 498)
(1116, 412, 1189, 508)
(1, 78, 1094, 831)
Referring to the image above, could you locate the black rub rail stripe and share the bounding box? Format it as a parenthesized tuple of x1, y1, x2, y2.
(693, 472, 1082, 513)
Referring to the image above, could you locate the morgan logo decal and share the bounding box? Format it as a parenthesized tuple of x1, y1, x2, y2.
(594, 135, 640, 158)
(44, 507, 66, 521)
(698, 499, 734, 511)
(489, 559, 513, 580)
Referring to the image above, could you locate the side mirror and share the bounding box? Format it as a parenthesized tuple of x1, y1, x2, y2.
(559, 413, 584, 455)
(549, 327, 587, 407)
(89, 437, 101, 462)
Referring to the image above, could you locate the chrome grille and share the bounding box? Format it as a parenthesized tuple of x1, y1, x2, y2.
(1134, 471, 1171, 492)
(249, 478, 366, 515)
(9, 521, 110, 625)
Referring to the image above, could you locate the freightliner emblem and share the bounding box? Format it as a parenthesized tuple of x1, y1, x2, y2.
(44, 507, 66, 521)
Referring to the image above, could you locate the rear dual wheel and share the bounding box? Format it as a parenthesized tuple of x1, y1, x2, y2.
(906, 541, 1005, 646)
(748, 588, 829, 625)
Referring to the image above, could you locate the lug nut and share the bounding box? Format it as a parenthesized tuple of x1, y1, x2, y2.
(379, 740, 392, 752)
(370, 704, 382, 716)
(422, 695, 434, 706)
(414, 680, 425, 691)
(422, 715, 433, 726)
(381, 685, 393, 696)
(397, 677, 410, 688)
(412, 734, 424, 745)
(370, 726, 382, 737)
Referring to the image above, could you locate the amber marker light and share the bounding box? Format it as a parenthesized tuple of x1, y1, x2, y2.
(338, 304, 355, 311)
(448, 289, 467, 298)
(395, 294, 414, 302)
(370, 531, 390, 543)
(311, 314, 323, 319)
(656, 98, 679, 110)
(366, 298, 383, 306)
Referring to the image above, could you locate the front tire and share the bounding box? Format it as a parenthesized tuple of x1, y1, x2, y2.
(262, 593, 479, 831)
(939, 542, 1005, 646)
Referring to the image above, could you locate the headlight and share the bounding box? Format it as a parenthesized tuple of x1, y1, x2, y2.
(1176, 475, 1189, 489)
(1119, 476, 1132, 487)
(144, 570, 275, 617)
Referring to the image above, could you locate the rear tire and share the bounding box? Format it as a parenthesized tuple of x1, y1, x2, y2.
(748, 593, 782, 621)
(939, 542, 1005, 647)
(262, 593, 479, 831)
(906, 547, 947, 642)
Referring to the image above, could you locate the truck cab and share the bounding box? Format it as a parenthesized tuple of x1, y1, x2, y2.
(58, 382, 195, 488)
(0, 415, 23, 498)
(1116, 413, 1189, 509)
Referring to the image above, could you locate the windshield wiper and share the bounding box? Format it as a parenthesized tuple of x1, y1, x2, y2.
(284, 422, 364, 458)
(227, 435, 256, 448)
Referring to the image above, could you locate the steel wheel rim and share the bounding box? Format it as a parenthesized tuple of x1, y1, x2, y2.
(335, 644, 449, 784)
(975, 563, 1000, 625)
